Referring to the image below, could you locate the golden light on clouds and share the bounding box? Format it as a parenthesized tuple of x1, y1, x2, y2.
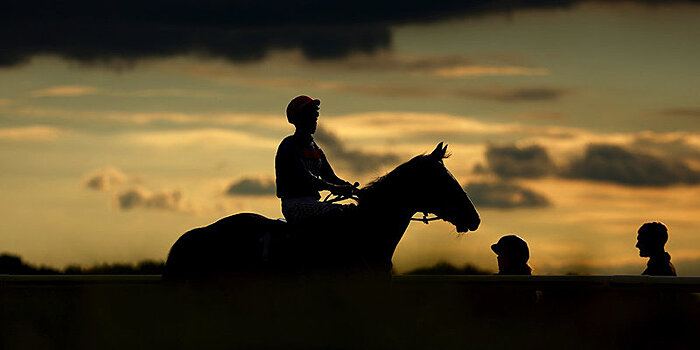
(431, 65, 549, 78)
(11, 106, 286, 128)
(122, 128, 278, 149)
(0, 125, 63, 141)
(30, 85, 100, 97)
(323, 111, 581, 140)
(28, 85, 222, 99)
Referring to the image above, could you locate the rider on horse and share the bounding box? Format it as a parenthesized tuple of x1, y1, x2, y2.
(275, 95, 358, 223)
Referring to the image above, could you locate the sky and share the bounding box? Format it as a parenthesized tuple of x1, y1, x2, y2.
(1, 0, 699, 274)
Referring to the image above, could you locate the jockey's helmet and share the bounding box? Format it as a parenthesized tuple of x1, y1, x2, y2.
(286, 95, 320, 125)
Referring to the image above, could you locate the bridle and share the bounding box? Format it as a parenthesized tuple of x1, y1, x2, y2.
(410, 212, 442, 224)
(322, 192, 443, 225)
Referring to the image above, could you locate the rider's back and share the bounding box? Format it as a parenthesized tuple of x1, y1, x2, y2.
(275, 134, 326, 200)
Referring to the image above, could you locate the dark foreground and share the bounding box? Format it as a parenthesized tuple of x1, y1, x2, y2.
(2, 275, 700, 350)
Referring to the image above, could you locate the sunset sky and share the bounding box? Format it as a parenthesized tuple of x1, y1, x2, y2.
(1, 1, 699, 274)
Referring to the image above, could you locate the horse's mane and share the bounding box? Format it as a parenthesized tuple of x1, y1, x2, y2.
(359, 153, 448, 204)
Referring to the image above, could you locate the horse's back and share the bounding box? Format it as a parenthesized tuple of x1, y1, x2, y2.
(163, 212, 284, 281)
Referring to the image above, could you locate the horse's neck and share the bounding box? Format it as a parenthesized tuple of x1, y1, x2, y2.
(359, 179, 417, 258)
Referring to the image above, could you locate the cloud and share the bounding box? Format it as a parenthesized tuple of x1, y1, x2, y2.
(82, 169, 205, 213)
(432, 65, 548, 78)
(483, 143, 556, 178)
(83, 167, 127, 191)
(30, 85, 100, 97)
(460, 87, 569, 102)
(465, 181, 550, 209)
(123, 88, 222, 99)
(0, 125, 62, 141)
(241, 77, 568, 102)
(509, 111, 569, 121)
(2, 2, 395, 67)
(226, 177, 276, 196)
(4, 0, 690, 68)
(122, 128, 278, 149)
(29, 86, 220, 99)
(116, 187, 192, 213)
(307, 52, 477, 73)
(323, 112, 579, 141)
(286, 53, 549, 78)
(12, 106, 286, 129)
(314, 127, 400, 174)
(631, 132, 700, 163)
(656, 108, 700, 118)
(564, 144, 700, 187)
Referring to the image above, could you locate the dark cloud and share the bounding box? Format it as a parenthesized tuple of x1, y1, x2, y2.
(226, 177, 276, 196)
(483, 144, 556, 178)
(83, 167, 126, 191)
(465, 181, 550, 209)
(116, 187, 189, 212)
(313, 53, 477, 73)
(463, 87, 569, 102)
(656, 108, 700, 118)
(248, 77, 569, 102)
(1, 4, 393, 67)
(511, 111, 569, 121)
(4, 0, 694, 68)
(314, 128, 400, 174)
(631, 133, 700, 163)
(564, 144, 700, 187)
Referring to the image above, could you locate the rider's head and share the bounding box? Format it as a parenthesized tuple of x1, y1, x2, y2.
(286, 95, 320, 135)
(636, 221, 668, 257)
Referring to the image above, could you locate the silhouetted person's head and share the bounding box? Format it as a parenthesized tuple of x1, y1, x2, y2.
(491, 235, 531, 275)
(287, 95, 320, 135)
(636, 221, 676, 276)
(636, 222, 668, 257)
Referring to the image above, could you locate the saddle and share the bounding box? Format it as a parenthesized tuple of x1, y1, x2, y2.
(258, 205, 359, 263)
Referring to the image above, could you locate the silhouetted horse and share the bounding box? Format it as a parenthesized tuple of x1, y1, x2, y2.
(164, 143, 480, 282)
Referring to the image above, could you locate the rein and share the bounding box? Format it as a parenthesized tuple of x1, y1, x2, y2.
(323, 193, 442, 225)
(322, 193, 359, 203)
(410, 212, 442, 224)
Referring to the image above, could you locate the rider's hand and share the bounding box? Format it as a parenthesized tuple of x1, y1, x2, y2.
(331, 184, 356, 197)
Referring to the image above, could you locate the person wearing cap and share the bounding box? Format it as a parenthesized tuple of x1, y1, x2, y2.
(491, 235, 532, 275)
(636, 221, 676, 276)
(275, 95, 357, 223)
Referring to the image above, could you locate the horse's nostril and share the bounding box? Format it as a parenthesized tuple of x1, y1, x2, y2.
(470, 219, 480, 231)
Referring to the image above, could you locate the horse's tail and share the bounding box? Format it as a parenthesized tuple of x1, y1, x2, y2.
(162, 227, 207, 282)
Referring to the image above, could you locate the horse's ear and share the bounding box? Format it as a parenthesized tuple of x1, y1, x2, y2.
(430, 142, 446, 160)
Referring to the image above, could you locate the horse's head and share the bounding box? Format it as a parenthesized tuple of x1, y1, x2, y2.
(412, 143, 480, 233)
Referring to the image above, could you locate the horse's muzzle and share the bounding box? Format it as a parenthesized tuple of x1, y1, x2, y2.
(456, 218, 480, 233)
(456, 225, 470, 233)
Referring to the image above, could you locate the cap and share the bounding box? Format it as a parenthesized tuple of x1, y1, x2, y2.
(286, 95, 320, 124)
(491, 235, 529, 261)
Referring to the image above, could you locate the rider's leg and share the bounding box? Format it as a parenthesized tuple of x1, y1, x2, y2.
(281, 197, 344, 223)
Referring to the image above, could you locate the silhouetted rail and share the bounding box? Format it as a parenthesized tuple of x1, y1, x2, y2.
(3, 274, 699, 350)
(394, 274, 700, 291)
(2, 274, 700, 291)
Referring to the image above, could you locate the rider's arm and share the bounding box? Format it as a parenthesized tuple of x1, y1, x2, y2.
(318, 149, 351, 186)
